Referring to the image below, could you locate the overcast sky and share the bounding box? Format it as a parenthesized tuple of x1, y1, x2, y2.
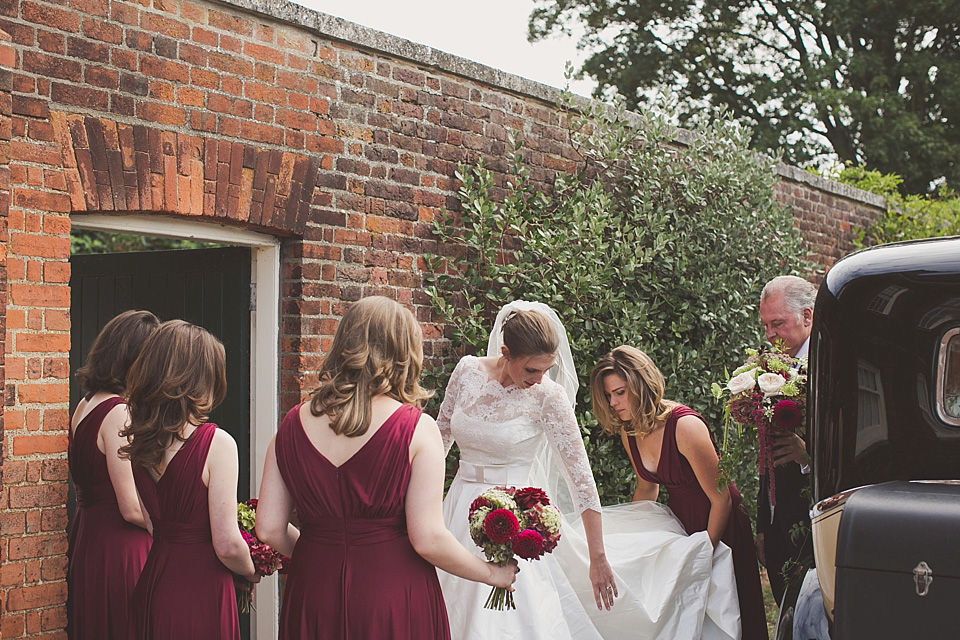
(294, 0, 597, 97)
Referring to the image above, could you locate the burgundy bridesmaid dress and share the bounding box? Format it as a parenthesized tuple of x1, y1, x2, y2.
(275, 403, 451, 640)
(630, 405, 769, 640)
(68, 396, 152, 640)
(130, 423, 239, 640)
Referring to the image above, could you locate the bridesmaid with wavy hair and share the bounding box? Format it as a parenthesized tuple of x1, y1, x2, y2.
(591, 346, 767, 640)
(256, 295, 516, 639)
(121, 320, 257, 640)
(68, 309, 159, 640)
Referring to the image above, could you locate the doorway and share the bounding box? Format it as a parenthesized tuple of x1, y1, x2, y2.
(68, 214, 281, 639)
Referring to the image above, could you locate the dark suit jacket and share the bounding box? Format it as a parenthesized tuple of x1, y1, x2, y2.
(758, 462, 812, 603)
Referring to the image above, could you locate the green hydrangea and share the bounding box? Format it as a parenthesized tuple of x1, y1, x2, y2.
(237, 502, 256, 532)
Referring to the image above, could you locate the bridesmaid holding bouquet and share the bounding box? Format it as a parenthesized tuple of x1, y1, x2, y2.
(68, 310, 159, 640)
(256, 296, 517, 639)
(121, 320, 257, 640)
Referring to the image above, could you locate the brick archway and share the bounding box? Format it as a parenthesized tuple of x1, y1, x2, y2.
(54, 113, 322, 234)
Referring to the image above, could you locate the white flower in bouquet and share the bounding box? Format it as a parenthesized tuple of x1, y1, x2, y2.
(727, 369, 758, 394)
(757, 372, 786, 397)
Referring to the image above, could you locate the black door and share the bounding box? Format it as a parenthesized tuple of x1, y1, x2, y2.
(69, 246, 252, 496)
(69, 246, 254, 638)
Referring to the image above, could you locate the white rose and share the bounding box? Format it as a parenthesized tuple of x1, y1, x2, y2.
(758, 372, 786, 396)
(727, 370, 757, 395)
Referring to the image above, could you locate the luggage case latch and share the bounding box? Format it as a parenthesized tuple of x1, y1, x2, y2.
(913, 561, 933, 597)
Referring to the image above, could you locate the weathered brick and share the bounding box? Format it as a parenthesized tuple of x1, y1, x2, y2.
(21, 51, 81, 82)
(21, 2, 80, 33)
(137, 101, 186, 126)
(51, 83, 109, 111)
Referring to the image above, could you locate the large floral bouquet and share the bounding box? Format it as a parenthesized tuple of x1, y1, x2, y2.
(468, 486, 562, 610)
(712, 345, 807, 508)
(235, 499, 290, 614)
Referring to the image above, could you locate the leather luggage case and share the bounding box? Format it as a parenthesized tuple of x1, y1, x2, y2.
(834, 481, 960, 639)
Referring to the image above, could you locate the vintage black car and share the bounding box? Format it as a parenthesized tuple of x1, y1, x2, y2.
(775, 236, 960, 640)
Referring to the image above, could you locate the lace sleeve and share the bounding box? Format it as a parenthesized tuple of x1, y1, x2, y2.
(436, 358, 466, 455)
(538, 382, 602, 514)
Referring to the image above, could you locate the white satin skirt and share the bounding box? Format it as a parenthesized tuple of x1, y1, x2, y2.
(438, 468, 742, 640)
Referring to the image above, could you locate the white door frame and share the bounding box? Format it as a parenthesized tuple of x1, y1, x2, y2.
(71, 213, 281, 640)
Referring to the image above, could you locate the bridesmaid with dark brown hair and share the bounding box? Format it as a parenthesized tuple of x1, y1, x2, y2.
(121, 320, 257, 640)
(68, 309, 159, 640)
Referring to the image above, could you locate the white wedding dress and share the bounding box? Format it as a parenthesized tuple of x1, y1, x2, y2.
(437, 356, 741, 640)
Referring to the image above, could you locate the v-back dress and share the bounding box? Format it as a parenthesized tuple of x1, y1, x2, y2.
(275, 403, 450, 640)
(438, 356, 741, 640)
(630, 405, 768, 640)
(68, 396, 151, 640)
(130, 423, 239, 640)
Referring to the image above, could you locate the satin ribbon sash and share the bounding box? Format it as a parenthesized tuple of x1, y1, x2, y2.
(457, 460, 531, 486)
(75, 484, 118, 508)
(152, 521, 212, 544)
(299, 516, 407, 546)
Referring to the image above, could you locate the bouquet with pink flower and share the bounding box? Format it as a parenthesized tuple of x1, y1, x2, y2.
(468, 485, 562, 610)
(712, 345, 807, 509)
(235, 499, 290, 613)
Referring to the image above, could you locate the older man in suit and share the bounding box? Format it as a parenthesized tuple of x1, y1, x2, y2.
(757, 275, 816, 605)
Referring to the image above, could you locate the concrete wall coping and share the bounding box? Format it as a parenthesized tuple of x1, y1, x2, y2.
(227, 0, 889, 212)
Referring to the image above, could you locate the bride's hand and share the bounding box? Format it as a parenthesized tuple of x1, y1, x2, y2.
(486, 559, 519, 591)
(590, 556, 617, 610)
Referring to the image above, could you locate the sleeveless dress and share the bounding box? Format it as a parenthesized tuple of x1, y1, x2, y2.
(630, 405, 768, 640)
(438, 356, 741, 640)
(275, 403, 451, 639)
(67, 396, 152, 640)
(129, 423, 240, 640)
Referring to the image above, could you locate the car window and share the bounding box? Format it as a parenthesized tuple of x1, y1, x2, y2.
(940, 328, 960, 424)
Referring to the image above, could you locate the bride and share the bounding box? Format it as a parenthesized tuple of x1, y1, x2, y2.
(436, 301, 741, 640)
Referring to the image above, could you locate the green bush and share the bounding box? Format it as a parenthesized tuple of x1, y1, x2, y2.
(426, 94, 807, 515)
(825, 166, 960, 247)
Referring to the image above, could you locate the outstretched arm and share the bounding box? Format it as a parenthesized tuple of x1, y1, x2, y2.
(405, 414, 518, 590)
(539, 384, 617, 610)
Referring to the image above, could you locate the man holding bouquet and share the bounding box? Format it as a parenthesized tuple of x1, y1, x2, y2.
(757, 275, 817, 605)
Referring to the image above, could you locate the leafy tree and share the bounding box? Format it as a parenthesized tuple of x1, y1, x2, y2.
(426, 93, 807, 513)
(528, 0, 960, 195)
(824, 166, 960, 247)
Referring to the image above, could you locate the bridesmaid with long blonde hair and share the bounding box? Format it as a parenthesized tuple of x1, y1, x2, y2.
(256, 296, 516, 639)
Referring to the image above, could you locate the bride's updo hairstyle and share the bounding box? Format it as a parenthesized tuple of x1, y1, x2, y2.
(590, 346, 673, 439)
(501, 310, 559, 358)
(310, 296, 432, 437)
(121, 320, 227, 473)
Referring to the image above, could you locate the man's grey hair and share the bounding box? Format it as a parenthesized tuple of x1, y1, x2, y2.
(761, 275, 817, 318)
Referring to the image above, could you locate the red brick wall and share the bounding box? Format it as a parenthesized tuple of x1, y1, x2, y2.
(0, 0, 884, 636)
(0, 27, 11, 637)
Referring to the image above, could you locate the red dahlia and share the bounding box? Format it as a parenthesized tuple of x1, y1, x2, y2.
(773, 399, 802, 431)
(512, 529, 546, 560)
(469, 495, 491, 513)
(514, 487, 550, 510)
(483, 508, 520, 544)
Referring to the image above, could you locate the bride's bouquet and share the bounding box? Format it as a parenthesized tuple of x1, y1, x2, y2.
(235, 498, 290, 613)
(468, 486, 562, 610)
(712, 345, 807, 508)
